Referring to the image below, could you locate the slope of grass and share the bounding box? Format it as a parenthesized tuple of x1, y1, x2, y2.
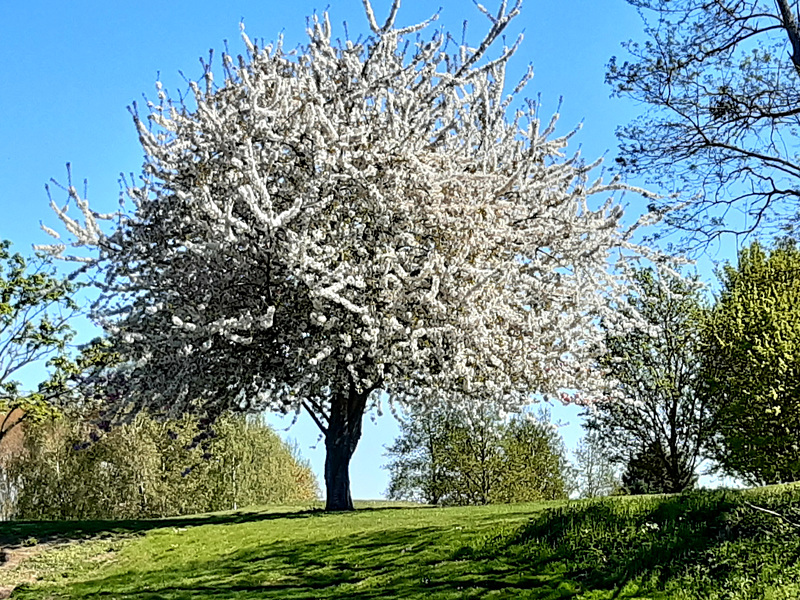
(476, 484, 800, 599)
(1, 486, 799, 599)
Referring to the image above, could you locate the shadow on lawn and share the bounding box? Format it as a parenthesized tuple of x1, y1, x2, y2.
(9, 492, 800, 599)
(9, 511, 574, 600)
(0, 505, 433, 548)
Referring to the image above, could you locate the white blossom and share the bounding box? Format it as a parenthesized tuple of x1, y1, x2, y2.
(40, 0, 671, 507)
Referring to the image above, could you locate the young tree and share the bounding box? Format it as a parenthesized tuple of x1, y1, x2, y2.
(584, 269, 712, 494)
(385, 405, 568, 505)
(494, 411, 570, 503)
(40, 1, 661, 510)
(383, 403, 458, 505)
(573, 430, 619, 498)
(700, 240, 800, 485)
(0, 240, 78, 442)
(608, 0, 800, 243)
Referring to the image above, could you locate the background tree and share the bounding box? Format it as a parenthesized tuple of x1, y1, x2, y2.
(573, 430, 620, 498)
(7, 412, 317, 520)
(493, 410, 571, 503)
(438, 405, 506, 506)
(584, 269, 711, 494)
(700, 240, 800, 485)
(619, 442, 674, 495)
(608, 0, 800, 243)
(385, 405, 569, 505)
(40, 0, 663, 510)
(0, 240, 78, 442)
(383, 403, 459, 505)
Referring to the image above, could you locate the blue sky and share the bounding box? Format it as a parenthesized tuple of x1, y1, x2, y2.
(0, 0, 739, 499)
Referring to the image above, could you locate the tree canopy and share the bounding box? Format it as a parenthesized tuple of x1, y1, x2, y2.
(40, 0, 663, 510)
(385, 405, 569, 505)
(608, 0, 800, 244)
(0, 240, 78, 440)
(700, 240, 800, 485)
(584, 269, 711, 494)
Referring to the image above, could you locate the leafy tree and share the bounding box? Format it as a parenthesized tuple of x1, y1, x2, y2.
(493, 412, 571, 503)
(40, 1, 662, 510)
(7, 412, 317, 520)
(608, 0, 800, 243)
(584, 269, 711, 494)
(0, 240, 78, 441)
(700, 240, 800, 485)
(384, 403, 459, 505)
(385, 405, 569, 505)
(438, 405, 506, 506)
(573, 430, 620, 498)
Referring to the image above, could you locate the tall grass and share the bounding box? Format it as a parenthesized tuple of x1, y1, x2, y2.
(477, 484, 800, 598)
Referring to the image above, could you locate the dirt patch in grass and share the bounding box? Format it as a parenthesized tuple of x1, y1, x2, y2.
(0, 541, 59, 598)
(0, 537, 126, 598)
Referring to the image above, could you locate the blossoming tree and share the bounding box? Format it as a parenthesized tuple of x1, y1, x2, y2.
(40, 0, 659, 510)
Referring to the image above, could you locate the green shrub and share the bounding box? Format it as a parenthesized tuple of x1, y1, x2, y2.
(6, 413, 318, 520)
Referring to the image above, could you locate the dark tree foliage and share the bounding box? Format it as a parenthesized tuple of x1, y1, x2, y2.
(620, 442, 692, 495)
(700, 240, 800, 485)
(608, 0, 800, 244)
(585, 269, 711, 494)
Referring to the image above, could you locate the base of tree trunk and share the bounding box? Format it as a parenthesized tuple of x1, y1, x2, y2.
(324, 437, 355, 511)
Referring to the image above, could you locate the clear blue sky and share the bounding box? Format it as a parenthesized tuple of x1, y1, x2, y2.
(0, 0, 738, 499)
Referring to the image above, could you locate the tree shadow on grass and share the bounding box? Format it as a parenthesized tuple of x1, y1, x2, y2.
(0, 504, 447, 548)
(0, 509, 310, 548)
(9, 518, 576, 600)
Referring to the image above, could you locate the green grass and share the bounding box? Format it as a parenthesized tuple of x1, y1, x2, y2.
(1, 487, 800, 599)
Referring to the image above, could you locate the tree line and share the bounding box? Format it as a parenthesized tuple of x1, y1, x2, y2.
(0, 412, 318, 520)
(581, 240, 800, 495)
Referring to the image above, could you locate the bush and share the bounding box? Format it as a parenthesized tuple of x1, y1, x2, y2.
(5, 412, 317, 520)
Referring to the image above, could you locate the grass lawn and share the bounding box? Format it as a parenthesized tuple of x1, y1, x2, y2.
(0, 501, 565, 599)
(1, 486, 799, 599)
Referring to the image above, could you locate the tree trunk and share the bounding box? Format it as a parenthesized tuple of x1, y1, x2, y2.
(324, 432, 357, 511)
(323, 378, 369, 511)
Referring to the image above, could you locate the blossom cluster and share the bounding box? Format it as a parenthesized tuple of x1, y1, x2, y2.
(39, 0, 663, 427)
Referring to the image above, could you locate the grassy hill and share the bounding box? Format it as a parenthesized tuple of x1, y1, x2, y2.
(1, 485, 799, 599)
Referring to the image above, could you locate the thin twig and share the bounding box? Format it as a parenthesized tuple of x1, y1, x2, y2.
(744, 501, 800, 528)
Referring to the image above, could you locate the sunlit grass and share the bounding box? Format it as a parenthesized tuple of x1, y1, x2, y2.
(1, 487, 799, 599)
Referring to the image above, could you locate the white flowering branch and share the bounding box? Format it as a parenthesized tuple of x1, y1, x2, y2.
(39, 1, 669, 509)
